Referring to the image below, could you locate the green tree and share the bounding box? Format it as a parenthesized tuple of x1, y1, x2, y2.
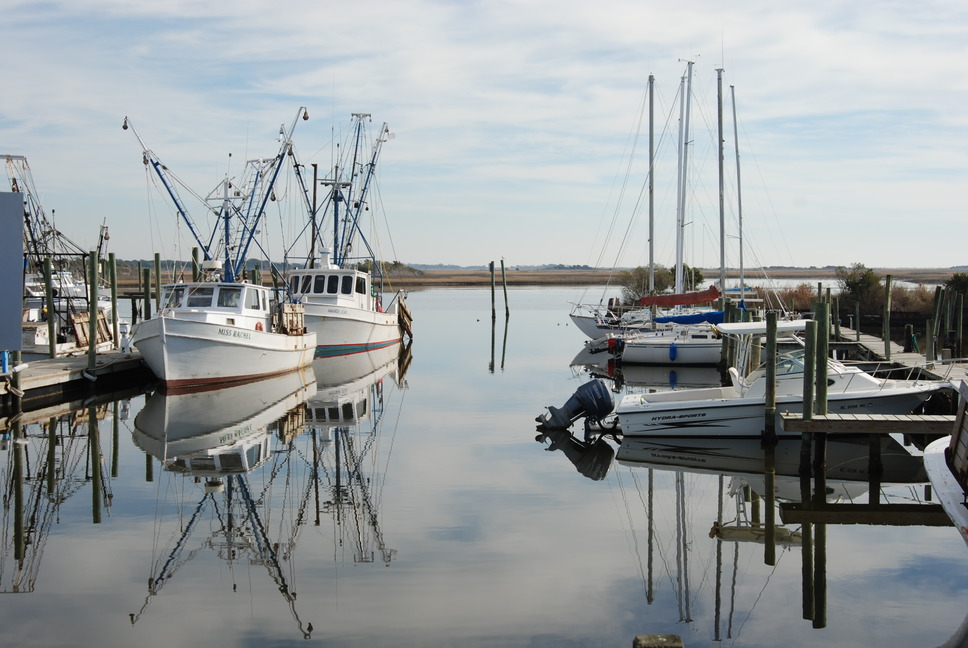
(619, 265, 673, 304)
(836, 263, 882, 312)
(945, 272, 968, 295)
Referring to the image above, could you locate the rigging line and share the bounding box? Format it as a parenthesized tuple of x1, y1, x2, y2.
(733, 544, 788, 641)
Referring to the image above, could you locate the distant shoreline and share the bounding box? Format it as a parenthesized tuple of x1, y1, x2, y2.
(382, 267, 954, 288)
(115, 267, 955, 291)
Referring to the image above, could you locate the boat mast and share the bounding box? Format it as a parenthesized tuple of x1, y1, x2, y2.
(731, 85, 745, 307)
(648, 74, 655, 294)
(717, 68, 726, 304)
(675, 60, 694, 295)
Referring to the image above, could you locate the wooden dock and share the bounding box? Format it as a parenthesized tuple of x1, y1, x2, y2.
(0, 349, 152, 414)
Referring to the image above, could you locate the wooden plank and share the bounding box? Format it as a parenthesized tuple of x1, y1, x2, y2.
(780, 412, 954, 435)
(780, 502, 953, 526)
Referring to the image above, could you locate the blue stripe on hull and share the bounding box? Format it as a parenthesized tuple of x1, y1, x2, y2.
(313, 338, 402, 359)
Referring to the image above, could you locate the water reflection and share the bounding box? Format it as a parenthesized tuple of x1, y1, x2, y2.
(126, 347, 409, 639)
(571, 344, 723, 391)
(0, 388, 143, 593)
(537, 422, 947, 639)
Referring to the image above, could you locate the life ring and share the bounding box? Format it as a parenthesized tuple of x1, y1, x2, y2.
(255, 321, 264, 332)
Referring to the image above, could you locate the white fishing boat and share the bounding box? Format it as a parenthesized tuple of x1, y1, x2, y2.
(614, 348, 946, 438)
(124, 110, 317, 389)
(923, 380, 968, 547)
(131, 280, 316, 390)
(285, 114, 412, 360)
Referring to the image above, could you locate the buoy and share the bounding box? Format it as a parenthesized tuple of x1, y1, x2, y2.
(255, 321, 264, 331)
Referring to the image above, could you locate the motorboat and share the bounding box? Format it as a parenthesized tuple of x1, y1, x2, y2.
(615, 348, 947, 438)
(923, 380, 968, 546)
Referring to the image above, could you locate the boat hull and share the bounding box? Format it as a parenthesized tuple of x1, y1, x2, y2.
(620, 336, 722, 366)
(303, 302, 403, 359)
(616, 385, 941, 438)
(132, 316, 316, 390)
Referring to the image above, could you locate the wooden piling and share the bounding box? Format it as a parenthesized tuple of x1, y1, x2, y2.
(109, 252, 119, 346)
(142, 267, 152, 321)
(43, 257, 56, 358)
(489, 261, 495, 321)
(500, 259, 509, 318)
(87, 252, 98, 374)
(883, 274, 892, 360)
(802, 320, 816, 422)
(764, 312, 777, 442)
(764, 441, 777, 567)
(153, 252, 162, 311)
(814, 302, 829, 416)
(192, 247, 200, 281)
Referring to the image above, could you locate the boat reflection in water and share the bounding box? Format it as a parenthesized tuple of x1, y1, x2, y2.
(128, 347, 408, 638)
(305, 343, 410, 565)
(610, 433, 934, 636)
(571, 344, 724, 392)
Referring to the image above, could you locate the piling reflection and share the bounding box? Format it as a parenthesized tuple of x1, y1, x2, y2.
(0, 394, 138, 593)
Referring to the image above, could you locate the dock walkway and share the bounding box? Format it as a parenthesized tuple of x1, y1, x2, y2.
(1, 349, 151, 413)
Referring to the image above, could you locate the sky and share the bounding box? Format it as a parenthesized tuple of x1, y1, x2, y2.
(2, 0, 967, 271)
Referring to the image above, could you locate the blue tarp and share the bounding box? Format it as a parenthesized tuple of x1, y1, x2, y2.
(653, 310, 725, 325)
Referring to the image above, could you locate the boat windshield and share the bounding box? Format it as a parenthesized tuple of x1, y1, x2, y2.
(162, 285, 186, 309)
(776, 350, 806, 375)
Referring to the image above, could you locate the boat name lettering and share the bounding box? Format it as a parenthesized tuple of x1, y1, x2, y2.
(218, 327, 252, 340)
(652, 412, 707, 422)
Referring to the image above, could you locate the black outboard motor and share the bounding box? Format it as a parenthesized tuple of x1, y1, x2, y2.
(535, 379, 614, 432)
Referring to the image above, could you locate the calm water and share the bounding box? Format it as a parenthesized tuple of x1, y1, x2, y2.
(2, 286, 967, 647)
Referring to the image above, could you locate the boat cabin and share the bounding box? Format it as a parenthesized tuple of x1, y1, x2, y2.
(159, 282, 272, 329)
(287, 267, 376, 311)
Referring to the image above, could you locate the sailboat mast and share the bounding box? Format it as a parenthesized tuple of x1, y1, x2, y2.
(717, 68, 726, 303)
(731, 85, 745, 306)
(648, 73, 655, 294)
(675, 60, 694, 295)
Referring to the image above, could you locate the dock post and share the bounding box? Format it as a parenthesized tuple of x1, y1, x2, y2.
(815, 302, 829, 415)
(500, 259, 509, 318)
(87, 251, 98, 375)
(958, 293, 964, 358)
(142, 268, 152, 320)
(109, 252, 119, 347)
(926, 318, 935, 362)
(883, 274, 892, 360)
(489, 261, 495, 321)
(832, 295, 840, 344)
(153, 253, 162, 312)
(43, 257, 56, 357)
(801, 514, 815, 621)
(868, 434, 882, 504)
(764, 312, 777, 442)
(192, 247, 200, 281)
(853, 301, 860, 342)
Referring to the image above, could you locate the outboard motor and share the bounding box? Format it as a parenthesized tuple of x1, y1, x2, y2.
(535, 379, 614, 432)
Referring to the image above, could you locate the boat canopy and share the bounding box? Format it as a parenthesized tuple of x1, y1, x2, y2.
(653, 311, 724, 325)
(638, 285, 721, 307)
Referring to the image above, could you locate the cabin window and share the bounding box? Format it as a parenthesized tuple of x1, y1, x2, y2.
(340, 275, 353, 294)
(314, 275, 327, 293)
(328, 406, 340, 421)
(300, 275, 313, 294)
(245, 287, 261, 309)
(217, 287, 242, 308)
(186, 286, 215, 307)
(356, 277, 366, 294)
(163, 286, 186, 308)
(289, 276, 300, 293)
(327, 275, 339, 294)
